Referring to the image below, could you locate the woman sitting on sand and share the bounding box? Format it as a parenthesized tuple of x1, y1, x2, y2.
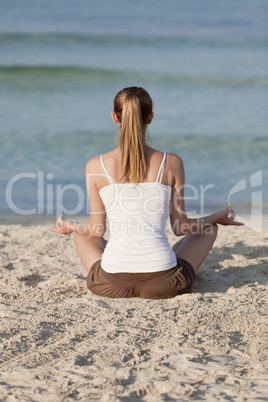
(51, 86, 243, 299)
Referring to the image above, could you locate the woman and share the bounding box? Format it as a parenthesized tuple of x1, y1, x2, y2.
(51, 86, 243, 299)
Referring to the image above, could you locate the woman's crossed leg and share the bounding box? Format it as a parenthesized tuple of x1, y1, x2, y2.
(74, 233, 107, 274)
(172, 224, 218, 275)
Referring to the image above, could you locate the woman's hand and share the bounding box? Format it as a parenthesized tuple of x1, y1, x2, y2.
(50, 215, 74, 235)
(214, 207, 244, 226)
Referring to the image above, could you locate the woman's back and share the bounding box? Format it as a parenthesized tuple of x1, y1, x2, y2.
(96, 147, 173, 190)
(99, 149, 177, 273)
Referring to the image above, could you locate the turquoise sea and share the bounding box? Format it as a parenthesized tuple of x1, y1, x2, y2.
(0, 0, 267, 218)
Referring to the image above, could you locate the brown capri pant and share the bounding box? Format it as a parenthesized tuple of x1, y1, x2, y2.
(87, 258, 196, 300)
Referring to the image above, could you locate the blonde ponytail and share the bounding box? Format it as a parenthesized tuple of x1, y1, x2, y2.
(113, 87, 153, 183)
(120, 93, 146, 182)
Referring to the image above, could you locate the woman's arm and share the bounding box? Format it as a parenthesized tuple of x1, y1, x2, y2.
(169, 154, 243, 236)
(51, 157, 106, 237)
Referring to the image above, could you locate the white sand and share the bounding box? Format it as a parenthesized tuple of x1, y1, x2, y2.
(0, 222, 267, 401)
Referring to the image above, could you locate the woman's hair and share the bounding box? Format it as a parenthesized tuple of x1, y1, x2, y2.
(114, 86, 153, 183)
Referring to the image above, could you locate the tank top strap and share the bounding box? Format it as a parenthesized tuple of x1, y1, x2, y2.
(155, 152, 167, 184)
(100, 155, 113, 185)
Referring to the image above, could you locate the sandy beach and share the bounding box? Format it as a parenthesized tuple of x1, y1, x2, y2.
(0, 220, 267, 401)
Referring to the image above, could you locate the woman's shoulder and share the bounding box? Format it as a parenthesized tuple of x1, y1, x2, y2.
(147, 147, 183, 162)
(85, 148, 119, 172)
(166, 152, 183, 166)
(149, 149, 184, 185)
(85, 155, 101, 172)
(166, 152, 183, 170)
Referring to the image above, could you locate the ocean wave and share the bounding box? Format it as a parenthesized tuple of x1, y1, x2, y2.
(0, 32, 267, 49)
(0, 65, 267, 87)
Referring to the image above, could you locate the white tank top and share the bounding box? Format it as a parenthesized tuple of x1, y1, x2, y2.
(99, 152, 177, 273)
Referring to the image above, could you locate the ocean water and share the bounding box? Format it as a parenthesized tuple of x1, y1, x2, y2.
(0, 0, 267, 218)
